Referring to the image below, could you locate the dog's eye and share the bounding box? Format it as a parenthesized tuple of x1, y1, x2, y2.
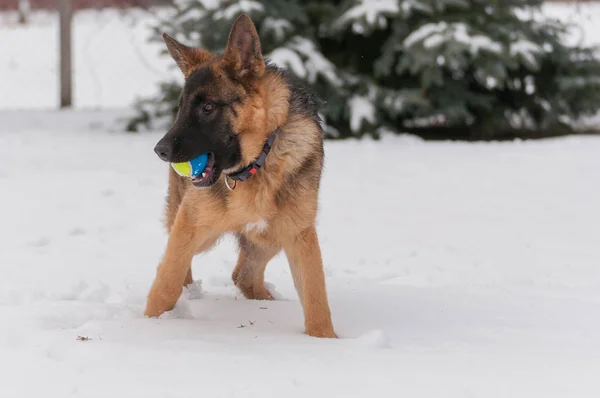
(202, 102, 215, 114)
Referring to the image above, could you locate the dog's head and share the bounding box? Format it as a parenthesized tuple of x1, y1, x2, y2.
(154, 14, 271, 188)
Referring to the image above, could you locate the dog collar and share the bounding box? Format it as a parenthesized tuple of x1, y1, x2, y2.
(224, 129, 278, 190)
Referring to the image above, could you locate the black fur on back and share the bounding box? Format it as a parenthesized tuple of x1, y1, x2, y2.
(264, 60, 324, 130)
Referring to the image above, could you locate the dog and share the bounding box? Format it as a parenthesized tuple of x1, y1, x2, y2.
(144, 14, 336, 338)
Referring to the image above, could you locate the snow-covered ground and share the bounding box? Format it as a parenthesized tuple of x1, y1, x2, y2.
(1, 3, 600, 397)
(2, 110, 600, 397)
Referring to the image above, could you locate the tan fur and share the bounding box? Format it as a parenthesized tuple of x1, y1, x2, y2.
(144, 15, 335, 338)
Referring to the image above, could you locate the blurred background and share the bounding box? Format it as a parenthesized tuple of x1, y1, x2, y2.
(1, 0, 600, 140)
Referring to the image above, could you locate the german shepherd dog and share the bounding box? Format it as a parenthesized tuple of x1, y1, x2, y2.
(144, 14, 336, 338)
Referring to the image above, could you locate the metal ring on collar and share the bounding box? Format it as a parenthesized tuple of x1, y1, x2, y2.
(224, 174, 237, 191)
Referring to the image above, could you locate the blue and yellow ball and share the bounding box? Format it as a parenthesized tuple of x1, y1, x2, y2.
(171, 153, 209, 178)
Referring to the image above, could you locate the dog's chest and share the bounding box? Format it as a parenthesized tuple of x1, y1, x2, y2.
(242, 218, 269, 234)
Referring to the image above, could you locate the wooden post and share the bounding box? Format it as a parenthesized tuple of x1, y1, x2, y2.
(18, 0, 30, 24)
(58, 0, 72, 108)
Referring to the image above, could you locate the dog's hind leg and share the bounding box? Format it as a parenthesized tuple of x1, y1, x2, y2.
(233, 234, 280, 300)
(287, 257, 304, 305)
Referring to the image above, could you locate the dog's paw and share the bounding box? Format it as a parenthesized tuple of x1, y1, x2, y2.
(240, 284, 274, 301)
(305, 327, 337, 339)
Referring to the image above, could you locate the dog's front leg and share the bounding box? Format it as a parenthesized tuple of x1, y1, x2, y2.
(284, 226, 336, 338)
(144, 207, 213, 318)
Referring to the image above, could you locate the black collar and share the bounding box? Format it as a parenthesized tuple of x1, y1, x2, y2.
(226, 129, 278, 182)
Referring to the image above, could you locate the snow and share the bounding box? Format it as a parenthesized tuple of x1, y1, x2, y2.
(2, 3, 600, 396)
(348, 95, 375, 132)
(510, 39, 543, 69)
(401, 0, 434, 16)
(335, 0, 399, 30)
(2, 110, 600, 397)
(278, 36, 343, 87)
(267, 47, 307, 78)
(405, 22, 503, 54)
(334, 0, 439, 32)
(527, 2, 600, 48)
(382, 92, 407, 113)
(213, 0, 264, 21)
(403, 20, 447, 47)
(262, 17, 293, 41)
(451, 23, 503, 54)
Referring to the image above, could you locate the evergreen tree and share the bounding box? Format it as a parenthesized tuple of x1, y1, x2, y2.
(127, 0, 600, 140)
(126, 0, 345, 136)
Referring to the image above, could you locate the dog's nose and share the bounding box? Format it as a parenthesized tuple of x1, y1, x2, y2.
(154, 140, 172, 162)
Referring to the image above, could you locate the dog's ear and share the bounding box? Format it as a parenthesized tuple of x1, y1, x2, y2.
(162, 33, 211, 77)
(223, 14, 265, 84)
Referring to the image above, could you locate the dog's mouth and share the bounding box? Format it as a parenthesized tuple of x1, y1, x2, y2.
(191, 152, 220, 188)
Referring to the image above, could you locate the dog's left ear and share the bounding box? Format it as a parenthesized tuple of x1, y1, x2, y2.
(163, 33, 211, 77)
(223, 14, 265, 84)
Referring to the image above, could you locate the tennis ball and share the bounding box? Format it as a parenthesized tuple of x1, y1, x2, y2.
(171, 153, 209, 178)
